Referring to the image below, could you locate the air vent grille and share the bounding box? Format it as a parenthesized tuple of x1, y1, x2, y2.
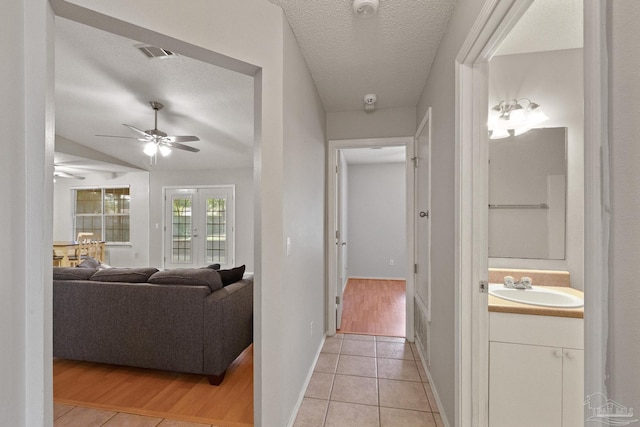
(136, 45, 177, 59)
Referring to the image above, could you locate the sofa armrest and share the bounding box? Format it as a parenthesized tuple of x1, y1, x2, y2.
(202, 275, 253, 376)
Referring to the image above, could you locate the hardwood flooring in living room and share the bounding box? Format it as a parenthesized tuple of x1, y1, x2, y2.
(53, 345, 253, 427)
(337, 278, 406, 337)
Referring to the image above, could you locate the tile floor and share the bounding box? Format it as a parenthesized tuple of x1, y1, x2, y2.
(53, 403, 220, 427)
(294, 334, 444, 427)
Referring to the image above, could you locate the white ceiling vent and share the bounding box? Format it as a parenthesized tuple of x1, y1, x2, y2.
(136, 44, 177, 59)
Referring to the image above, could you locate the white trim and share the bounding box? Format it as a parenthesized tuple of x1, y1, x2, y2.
(583, 0, 609, 403)
(347, 276, 408, 281)
(414, 334, 450, 427)
(327, 137, 414, 339)
(455, 1, 533, 426)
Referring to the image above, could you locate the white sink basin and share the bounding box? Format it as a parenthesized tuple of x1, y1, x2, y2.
(489, 284, 583, 308)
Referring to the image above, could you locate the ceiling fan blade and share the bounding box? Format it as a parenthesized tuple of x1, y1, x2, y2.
(54, 171, 85, 180)
(123, 124, 151, 137)
(164, 135, 200, 143)
(165, 141, 200, 153)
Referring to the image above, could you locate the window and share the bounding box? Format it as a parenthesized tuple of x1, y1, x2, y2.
(73, 187, 130, 243)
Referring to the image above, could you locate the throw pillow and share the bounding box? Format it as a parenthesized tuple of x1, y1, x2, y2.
(218, 265, 246, 286)
(90, 267, 158, 283)
(53, 267, 96, 280)
(148, 268, 223, 292)
(76, 256, 99, 269)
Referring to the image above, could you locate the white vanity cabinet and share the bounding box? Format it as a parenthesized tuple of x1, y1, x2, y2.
(489, 312, 584, 427)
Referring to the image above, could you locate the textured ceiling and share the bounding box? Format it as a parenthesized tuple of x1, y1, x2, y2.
(496, 0, 583, 56)
(267, 0, 456, 112)
(55, 17, 254, 172)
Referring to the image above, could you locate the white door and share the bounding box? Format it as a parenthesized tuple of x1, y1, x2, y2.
(335, 150, 348, 328)
(415, 108, 432, 363)
(164, 187, 234, 269)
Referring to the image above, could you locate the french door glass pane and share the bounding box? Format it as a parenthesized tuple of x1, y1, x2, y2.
(172, 198, 192, 262)
(206, 197, 226, 264)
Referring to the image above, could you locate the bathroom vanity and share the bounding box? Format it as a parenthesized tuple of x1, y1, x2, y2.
(488, 287, 584, 427)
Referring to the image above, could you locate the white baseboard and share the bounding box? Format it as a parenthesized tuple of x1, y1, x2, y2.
(286, 335, 326, 427)
(414, 335, 451, 427)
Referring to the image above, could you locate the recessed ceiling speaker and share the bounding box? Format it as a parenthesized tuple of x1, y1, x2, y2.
(353, 0, 379, 18)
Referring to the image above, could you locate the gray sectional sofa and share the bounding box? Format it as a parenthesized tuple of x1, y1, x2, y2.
(53, 266, 253, 385)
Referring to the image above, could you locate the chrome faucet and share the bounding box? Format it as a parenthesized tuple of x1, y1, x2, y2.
(503, 276, 532, 290)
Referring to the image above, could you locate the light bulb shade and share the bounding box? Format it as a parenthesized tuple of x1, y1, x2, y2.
(490, 129, 510, 139)
(527, 109, 549, 127)
(513, 127, 531, 136)
(159, 145, 171, 157)
(143, 141, 158, 156)
(509, 108, 525, 125)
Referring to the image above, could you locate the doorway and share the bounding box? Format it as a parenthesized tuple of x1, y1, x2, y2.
(327, 137, 414, 339)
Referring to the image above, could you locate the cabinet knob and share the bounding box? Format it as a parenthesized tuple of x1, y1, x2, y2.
(565, 351, 574, 360)
(554, 350, 563, 358)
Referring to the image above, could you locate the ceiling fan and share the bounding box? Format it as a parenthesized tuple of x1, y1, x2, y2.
(53, 165, 85, 180)
(97, 101, 200, 158)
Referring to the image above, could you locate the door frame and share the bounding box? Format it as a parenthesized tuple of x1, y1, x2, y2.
(456, 1, 608, 426)
(327, 137, 414, 339)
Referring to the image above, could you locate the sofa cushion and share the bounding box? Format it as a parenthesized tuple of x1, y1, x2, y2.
(90, 267, 158, 283)
(218, 265, 246, 286)
(53, 267, 96, 280)
(77, 256, 100, 269)
(148, 268, 223, 292)
(201, 263, 221, 270)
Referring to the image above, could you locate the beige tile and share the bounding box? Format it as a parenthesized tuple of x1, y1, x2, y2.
(376, 336, 406, 343)
(341, 339, 376, 357)
(102, 412, 163, 427)
(377, 358, 421, 382)
(54, 406, 116, 427)
(54, 403, 75, 420)
(322, 337, 344, 354)
(336, 354, 377, 378)
(424, 383, 439, 413)
(410, 343, 421, 359)
(380, 407, 437, 427)
(293, 398, 329, 427)
(324, 401, 380, 427)
(376, 342, 414, 360)
(330, 375, 378, 406)
(434, 413, 445, 427)
(379, 379, 431, 412)
(158, 420, 211, 427)
(305, 372, 335, 400)
(315, 353, 339, 374)
(333, 333, 345, 339)
(343, 333, 375, 341)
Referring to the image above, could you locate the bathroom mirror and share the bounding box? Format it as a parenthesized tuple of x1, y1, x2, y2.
(488, 127, 567, 259)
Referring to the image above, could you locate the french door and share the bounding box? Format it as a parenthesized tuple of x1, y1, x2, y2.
(164, 187, 234, 269)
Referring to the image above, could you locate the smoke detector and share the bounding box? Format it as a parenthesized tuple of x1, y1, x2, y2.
(353, 0, 379, 18)
(364, 94, 377, 112)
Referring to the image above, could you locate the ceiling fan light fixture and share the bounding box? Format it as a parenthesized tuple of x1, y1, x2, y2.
(159, 145, 171, 157)
(353, 0, 379, 18)
(143, 141, 158, 157)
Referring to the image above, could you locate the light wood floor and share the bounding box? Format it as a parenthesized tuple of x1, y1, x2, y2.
(337, 278, 406, 337)
(53, 345, 253, 427)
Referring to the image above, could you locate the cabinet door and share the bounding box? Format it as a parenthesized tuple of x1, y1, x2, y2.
(489, 342, 563, 427)
(562, 349, 584, 427)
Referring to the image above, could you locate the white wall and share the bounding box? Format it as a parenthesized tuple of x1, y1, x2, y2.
(53, 171, 150, 267)
(148, 168, 254, 270)
(281, 20, 327, 424)
(488, 49, 585, 289)
(0, 0, 55, 425)
(607, 0, 640, 414)
(347, 163, 406, 279)
(327, 107, 416, 140)
(415, 0, 486, 423)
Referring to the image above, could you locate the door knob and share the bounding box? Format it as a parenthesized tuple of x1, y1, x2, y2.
(419, 211, 428, 218)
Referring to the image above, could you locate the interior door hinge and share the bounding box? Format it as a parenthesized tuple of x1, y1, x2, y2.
(412, 156, 420, 168)
(414, 264, 418, 274)
(336, 296, 341, 305)
(480, 280, 488, 293)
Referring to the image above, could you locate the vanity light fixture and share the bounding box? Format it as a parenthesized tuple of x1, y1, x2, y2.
(488, 98, 549, 139)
